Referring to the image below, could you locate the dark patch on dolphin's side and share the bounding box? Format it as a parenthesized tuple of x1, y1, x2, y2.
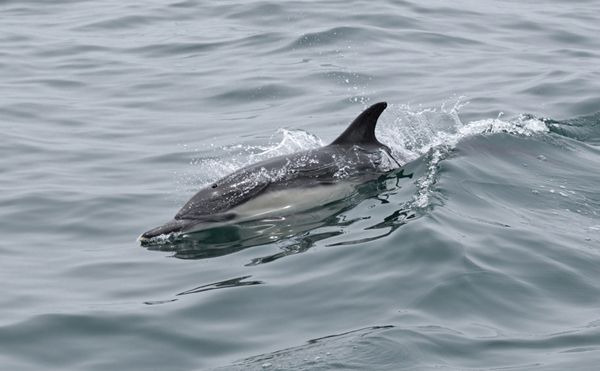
(139, 102, 399, 243)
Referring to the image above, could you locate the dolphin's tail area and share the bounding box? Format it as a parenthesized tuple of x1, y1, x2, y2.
(138, 219, 193, 243)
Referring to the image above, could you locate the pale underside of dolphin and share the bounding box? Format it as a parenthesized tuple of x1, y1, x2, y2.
(139, 102, 398, 242)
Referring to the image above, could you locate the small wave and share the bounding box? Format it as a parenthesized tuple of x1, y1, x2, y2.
(75, 15, 164, 31)
(129, 41, 227, 58)
(378, 100, 549, 209)
(308, 71, 376, 87)
(278, 26, 371, 52)
(207, 84, 305, 104)
(215, 323, 600, 371)
(404, 30, 484, 47)
(381, 100, 548, 161)
(225, 3, 285, 20)
(544, 112, 600, 144)
(216, 325, 396, 371)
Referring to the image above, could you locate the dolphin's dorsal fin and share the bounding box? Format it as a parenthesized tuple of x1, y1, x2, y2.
(330, 102, 387, 146)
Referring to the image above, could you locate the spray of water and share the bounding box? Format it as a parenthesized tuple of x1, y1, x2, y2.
(378, 98, 549, 209)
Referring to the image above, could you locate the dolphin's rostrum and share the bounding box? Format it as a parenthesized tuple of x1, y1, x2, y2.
(139, 102, 398, 242)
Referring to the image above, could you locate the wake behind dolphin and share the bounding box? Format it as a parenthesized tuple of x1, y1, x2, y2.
(139, 102, 400, 243)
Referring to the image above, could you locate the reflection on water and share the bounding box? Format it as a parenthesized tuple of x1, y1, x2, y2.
(144, 275, 264, 305)
(144, 168, 417, 263)
(177, 275, 264, 296)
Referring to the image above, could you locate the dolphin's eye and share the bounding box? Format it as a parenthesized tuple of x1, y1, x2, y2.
(211, 183, 218, 188)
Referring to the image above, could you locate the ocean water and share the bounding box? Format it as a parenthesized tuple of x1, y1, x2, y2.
(2, 0, 600, 370)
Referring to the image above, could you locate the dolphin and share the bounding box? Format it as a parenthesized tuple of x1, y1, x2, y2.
(139, 102, 398, 243)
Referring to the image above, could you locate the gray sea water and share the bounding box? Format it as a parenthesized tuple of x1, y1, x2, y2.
(2, 0, 600, 370)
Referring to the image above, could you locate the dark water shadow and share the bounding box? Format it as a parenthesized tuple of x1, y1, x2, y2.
(144, 275, 263, 305)
(176, 275, 264, 296)
(144, 167, 419, 264)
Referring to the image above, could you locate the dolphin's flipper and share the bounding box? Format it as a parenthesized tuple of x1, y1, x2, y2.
(330, 102, 387, 146)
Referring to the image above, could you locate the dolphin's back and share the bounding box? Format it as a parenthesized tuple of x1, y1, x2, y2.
(175, 167, 270, 220)
(175, 147, 347, 220)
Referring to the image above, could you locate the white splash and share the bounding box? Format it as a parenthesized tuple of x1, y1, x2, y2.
(249, 129, 324, 163)
(377, 99, 549, 209)
(184, 129, 323, 189)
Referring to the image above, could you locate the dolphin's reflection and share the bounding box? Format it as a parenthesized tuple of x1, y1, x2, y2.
(144, 169, 416, 264)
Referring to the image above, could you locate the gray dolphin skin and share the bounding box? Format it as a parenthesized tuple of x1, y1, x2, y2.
(139, 102, 397, 242)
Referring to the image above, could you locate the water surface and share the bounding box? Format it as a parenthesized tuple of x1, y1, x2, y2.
(2, 0, 600, 369)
